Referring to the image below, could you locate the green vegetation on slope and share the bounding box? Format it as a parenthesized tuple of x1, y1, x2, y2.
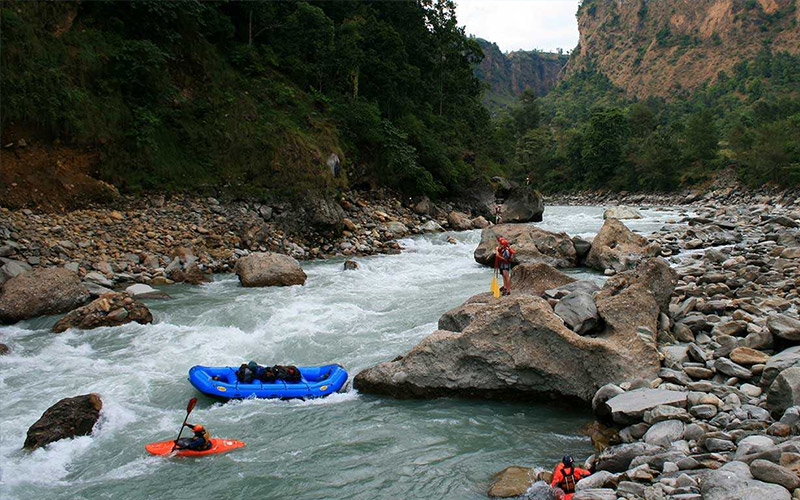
(494, 48, 800, 192)
(1, 0, 503, 199)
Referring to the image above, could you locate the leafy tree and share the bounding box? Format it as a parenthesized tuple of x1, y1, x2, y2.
(581, 107, 629, 188)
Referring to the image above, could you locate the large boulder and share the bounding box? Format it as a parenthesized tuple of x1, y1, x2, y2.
(23, 393, 103, 450)
(501, 186, 544, 223)
(554, 291, 599, 335)
(767, 314, 800, 342)
(474, 224, 576, 268)
(603, 206, 642, 220)
(304, 195, 345, 234)
(52, 292, 153, 333)
(767, 367, 800, 417)
(355, 261, 669, 402)
(510, 262, 576, 295)
(603, 389, 688, 425)
(234, 252, 307, 287)
(762, 346, 800, 389)
(447, 211, 472, 231)
(700, 461, 791, 500)
(0, 268, 89, 324)
(487, 466, 535, 498)
(585, 218, 657, 273)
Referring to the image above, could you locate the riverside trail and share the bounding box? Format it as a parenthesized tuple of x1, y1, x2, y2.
(0, 206, 682, 500)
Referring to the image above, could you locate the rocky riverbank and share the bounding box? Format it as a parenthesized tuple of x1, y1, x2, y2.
(0, 189, 501, 293)
(354, 190, 800, 499)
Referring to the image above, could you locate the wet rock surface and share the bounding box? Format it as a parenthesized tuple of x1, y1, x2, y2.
(0, 268, 89, 323)
(23, 393, 103, 450)
(474, 224, 576, 268)
(52, 292, 153, 333)
(234, 252, 307, 287)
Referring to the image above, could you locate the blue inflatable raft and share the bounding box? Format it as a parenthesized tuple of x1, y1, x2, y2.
(188, 364, 348, 400)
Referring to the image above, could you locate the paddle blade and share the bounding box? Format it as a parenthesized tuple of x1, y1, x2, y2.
(491, 275, 501, 298)
(186, 397, 198, 414)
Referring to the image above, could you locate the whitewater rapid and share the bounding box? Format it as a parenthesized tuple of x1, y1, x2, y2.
(0, 205, 685, 500)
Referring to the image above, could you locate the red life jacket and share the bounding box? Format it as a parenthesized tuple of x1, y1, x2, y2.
(558, 466, 577, 493)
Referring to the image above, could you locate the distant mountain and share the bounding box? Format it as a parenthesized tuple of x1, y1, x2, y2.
(566, 0, 800, 98)
(473, 38, 568, 112)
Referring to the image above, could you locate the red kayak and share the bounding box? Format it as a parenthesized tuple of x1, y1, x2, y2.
(145, 438, 245, 457)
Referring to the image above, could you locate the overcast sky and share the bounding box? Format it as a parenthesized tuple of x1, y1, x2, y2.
(455, 0, 581, 53)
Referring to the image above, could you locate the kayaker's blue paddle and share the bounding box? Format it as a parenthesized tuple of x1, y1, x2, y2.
(171, 398, 197, 451)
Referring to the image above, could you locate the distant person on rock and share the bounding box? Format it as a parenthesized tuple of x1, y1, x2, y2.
(494, 202, 503, 224)
(175, 424, 211, 451)
(551, 455, 591, 500)
(495, 236, 514, 296)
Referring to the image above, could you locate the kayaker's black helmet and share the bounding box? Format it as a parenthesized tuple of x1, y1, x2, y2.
(563, 455, 574, 467)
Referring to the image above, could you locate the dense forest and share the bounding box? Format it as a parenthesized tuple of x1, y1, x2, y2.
(2, 0, 799, 199)
(1, 0, 506, 199)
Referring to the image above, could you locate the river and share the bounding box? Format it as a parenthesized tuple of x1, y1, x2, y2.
(0, 205, 684, 500)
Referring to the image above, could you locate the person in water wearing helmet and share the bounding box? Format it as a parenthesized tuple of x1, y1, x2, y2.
(175, 423, 212, 451)
(551, 455, 592, 500)
(495, 236, 515, 296)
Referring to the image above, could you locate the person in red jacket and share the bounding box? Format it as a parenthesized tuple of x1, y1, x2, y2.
(551, 455, 591, 500)
(494, 236, 515, 296)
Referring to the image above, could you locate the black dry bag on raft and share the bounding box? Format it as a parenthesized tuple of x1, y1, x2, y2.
(273, 365, 301, 383)
(236, 364, 255, 383)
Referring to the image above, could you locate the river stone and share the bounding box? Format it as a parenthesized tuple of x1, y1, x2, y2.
(575, 471, 615, 491)
(595, 442, 663, 472)
(0, 343, 10, 355)
(603, 206, 642, 220)
(763, 346, 800, 389)
(554, 291, 599, 335)
(689, 404, 718, 419)
(487, 466, 535, 498)
(593, 384, 625, 421)
(234, 252, 307, 287)
(585, 218, 656, 273)
(52, 292, 153, 333)
(714, 358, 752, 379)
(24, 393, 103, 450)
(473, 224, 576, 268)
(571, 490, 617, 500)
(605, 389, 688, 425)
(643, 405, 691, 424)
(767, 367, 800, 417)
(501, 186, 544, 223)
(386, 221, 409, 236)
(125, 284, 170, 300)
(768, 314, 800, 341)
(447, 211, 472, 231)
(730, 347, 769, 366)
(701, 461, 790, 500)
(749, 459, 800, 490)
(0, 268, 90, 324)
(420, 220, 443, 233)
(510, 262, 576, 296)
(644, 420, 685, 448)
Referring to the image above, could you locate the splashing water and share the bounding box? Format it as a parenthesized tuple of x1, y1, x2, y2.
(0, 206, 684, 499)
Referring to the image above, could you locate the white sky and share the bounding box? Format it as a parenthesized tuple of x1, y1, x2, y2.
(455, 0, 581, 53)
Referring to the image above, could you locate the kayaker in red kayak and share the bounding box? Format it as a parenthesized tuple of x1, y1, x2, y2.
(551, 455, 591, 500)
(174, 423, 211, 451)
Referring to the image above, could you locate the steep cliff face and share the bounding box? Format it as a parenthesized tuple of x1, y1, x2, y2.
(566, 0, 800, 98)
(475, 39, 568, 110)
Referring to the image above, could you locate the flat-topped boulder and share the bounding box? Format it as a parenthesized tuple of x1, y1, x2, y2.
(474, 224, 576, 268)
(355, 258, 673, 402)
(0, 268, 89, 324)
(234, 252, 307, 287)
(603, 389, 688, 425)
(586, 218, 658, 273)
(501, 186, 544, 223)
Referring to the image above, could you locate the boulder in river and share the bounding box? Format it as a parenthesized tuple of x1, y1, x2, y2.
(355, 258, 672, 402)
(501, 187, 544, 223)
(235, 252, 307, 287)
(603, 206, 642, 220)
(487, 466, 535, 498)
(24, 393, 103, 450)
(585, 218, 657, 273)
(125, 284, 170, 300)
(474, 224, 576, 268)
(52, 292, 153, 333)
(447, 211, 472, 231)
(0, 268, 89, 324)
